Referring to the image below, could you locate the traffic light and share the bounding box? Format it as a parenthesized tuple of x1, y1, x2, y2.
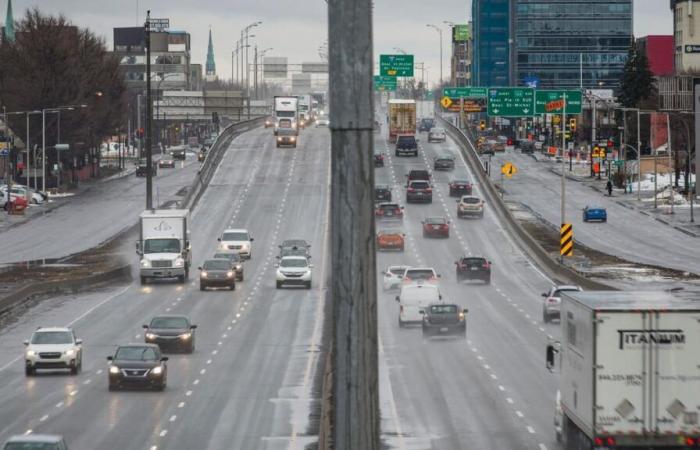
(569, 118, 576, 132)
(479, 120, 486, 131)
(607, 140, 614, 148)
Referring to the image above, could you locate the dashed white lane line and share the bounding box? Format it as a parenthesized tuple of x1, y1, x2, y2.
(193, 379, 200, 385)
(498, 385, 505, 391)
(169, 415, 177, 422)
(507, 397, 514, 404)
(83, 379, 92, 385)
(24, 430, 32, 435)
(55, 402, 63, 408)
(200, 368, 206, 375)
(178, 402, 185, 408)
(39, 415, 48, 422)
(527, 426, 536, 434)
(69, 390, 77, 396)
(185, 390, 192, 397)
(539, 444, 548, 450)
(515, 410, 524, 418)
(159, 430, 168, 437)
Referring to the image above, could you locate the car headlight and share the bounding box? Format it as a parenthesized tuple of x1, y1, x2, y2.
(201, 271, 208, 279)
(180, 333, 192, 340)
(65, 349, 75, 356)
(219, 242, 228, 250)
(226, 271, 234, 278)
(174, 258, 185, 268)
(235, 264, 242, 270)
(140, 259, 152, 268)
(26, 350, 36, 357)
(291, 137, 296, 142)
(109, 365, 120, 374)
(152, 366, 163, 375)
(145, 333, 157, 340)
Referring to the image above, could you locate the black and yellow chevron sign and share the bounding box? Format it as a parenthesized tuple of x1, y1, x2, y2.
(560, 223, 573, 256)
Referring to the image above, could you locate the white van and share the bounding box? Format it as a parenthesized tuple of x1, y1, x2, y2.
(396, 284, 442, 327)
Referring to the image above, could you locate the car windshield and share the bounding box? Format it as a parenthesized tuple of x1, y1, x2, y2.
(280, 258, 308, 268)
(115, 346, 158, 361)
(430, 305, 458, 314)
(431, 128, 445, 133)
(380, 229, 402, 235)
(150, 317, 189, 329)
(282, 248, 307, 257)
(380, 204, 399, 211)
(214, 253, 241, 262)
(405, 270, 434, 280)
(462, 197, 481, 204)
(144, 238, 180, 254)
(31, 331, 73, 345)
(203, 260, 231, 270)
(4, 444, 62, 450)
(553, 288, 580, 297)
(389, 267, 407, 275)
(282, 240, 307, 248)
(397, 136, 415, 144)
(409, 171, 429, 179)
(276, 111, 295, 117)
(222, 232, 249, 241)
(463, 258, 486, 265)
(425, 218, 445, 224)
(452, 180, 469, 185)
(421, 119, 434, 126)
(375, 185, 389, 191)
(410, 182, 429, 189)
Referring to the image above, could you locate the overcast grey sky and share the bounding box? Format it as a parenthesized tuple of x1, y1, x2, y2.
(14, 0, 672, 87)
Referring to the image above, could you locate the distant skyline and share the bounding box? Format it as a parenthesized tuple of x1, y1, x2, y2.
(9, 0, 674, 87)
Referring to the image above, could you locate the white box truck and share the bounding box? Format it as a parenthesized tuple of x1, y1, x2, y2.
(546, 291, 700, 449)
(274, 96, 299, 135)
(136, 209, 192, 284)
(298, 94, 311, 128)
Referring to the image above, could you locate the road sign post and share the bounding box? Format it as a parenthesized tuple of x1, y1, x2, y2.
(560, 223, 573, 257)
(487, 88, 535, 117)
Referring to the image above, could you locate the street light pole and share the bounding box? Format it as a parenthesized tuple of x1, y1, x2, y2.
(427, 24, 443, 86)
(145, 10, 154, 210)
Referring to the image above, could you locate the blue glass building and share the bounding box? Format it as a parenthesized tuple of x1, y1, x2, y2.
(515, 0, 633, 89)
(471, 0, 512, 87)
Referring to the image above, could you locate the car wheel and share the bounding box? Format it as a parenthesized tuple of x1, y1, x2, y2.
(276, 281, 282, 289)
(237, 274, 244, 282)
(188, 343, 195, 354)
(602, 218, 607, 223)
(398, 317, 404, 328)
(230, 283, 236, 291)
(71, 364, 79, 375)
(200, 283, 206, 291)
(178, 275, 186, 284)
(157, 381, 166, 391)
(543, 311, 549, 323)
(400, 245, 405, 252)
(140, 276, 148, 285)
(108, 384, 117, 391)
(485, 277, 491, 285)
(306, 281, 312, 289)
(25, 366, 35, 376)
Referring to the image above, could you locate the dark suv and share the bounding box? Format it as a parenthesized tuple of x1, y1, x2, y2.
(455, 257, 491, 284)
(433, 152, 455, 171)
(406, 169, 431, 187)
(395, 134, 418, 157)
(374, 184, 392, 202)
(406, 180, 433, 203)
(418, 118, 435, 132)
(422, 303, 467, 338)
(135, 159, 157, 177)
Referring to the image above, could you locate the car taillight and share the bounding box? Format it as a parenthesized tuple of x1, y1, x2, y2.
(400, 305, 404, 313)
(376, 210, 383, 215)
(686, 437, 697, 445)
(425, 188, 432, 193)
(547, 298, 557, 303)
(407, 188, 415, 192)
(483, 263, 490, 269)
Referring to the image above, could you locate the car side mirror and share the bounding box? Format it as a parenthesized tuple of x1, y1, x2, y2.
(395, 296, 400, 302)
(23, 340, 29, 346)
(198, 267, 202, 271)
(456, 200, 460, 203)
(76, 339, 83, 345)
(106, 356, 113, 361)
(546, 342, 561, 373)
(135, 241, 142, 255)
(400, 206, 405, 209)
(541, 293, 548, 297)
(463, 309, 469, 314)
(437, 274, 442, 278)
(217, 238, 222, 241)
(275, 255, 281, 259)
(161, 357, 169, 362)
(142, 324, 149, 329)
(191, 325, 197, 329)
(419, 310, 425, 314)
(250, 238, 254, 242)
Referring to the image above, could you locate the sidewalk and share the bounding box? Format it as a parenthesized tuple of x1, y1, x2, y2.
(548, 162, 700, 238)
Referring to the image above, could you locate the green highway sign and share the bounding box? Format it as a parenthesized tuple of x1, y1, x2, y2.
(374, 75, 397, 91)
(442, 87, 487, 98)
(453, 24, 471, 42)
(535, 90, 582, 114)
(380, 54, 414, 77)
(487, 88, 535, 117)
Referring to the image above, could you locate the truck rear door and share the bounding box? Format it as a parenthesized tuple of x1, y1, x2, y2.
(653, 311, 700, 436)
(595, 311, 647, 436)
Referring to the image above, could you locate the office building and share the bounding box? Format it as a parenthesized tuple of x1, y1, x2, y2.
(112, 23, 193, 93)
(450, 23, 472, 86)
(671, 0, 700, 72)
(471, 0, 511, 87)
(637, 35, 674, 76)
(514, 0, 632, 89)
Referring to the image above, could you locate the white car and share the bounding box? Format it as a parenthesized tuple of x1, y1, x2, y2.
(382, 265, 409, 291)
(542, 285, 582, 323)
(24, 327, 83, 376)
(427, 127, 446, 143)
(395, 283, 442, 326)
(218, 229, 254, 259)
(276, 256, 313, 289)
(401, 267, 440, 285)
(456, 195, 485, 219)
(316, 117, 330, 127)
(2, 434, 68, 450)
(1, 185, 44, 205)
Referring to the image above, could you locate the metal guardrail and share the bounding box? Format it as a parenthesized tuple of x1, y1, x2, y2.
(437, 115, 613, 291)
(181, 116, 266, 211)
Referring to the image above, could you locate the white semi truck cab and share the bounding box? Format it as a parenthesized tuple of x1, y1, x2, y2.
(547, 291, 700, 449)
(273, 96, 299, 135)
(136, 209, 192, 284)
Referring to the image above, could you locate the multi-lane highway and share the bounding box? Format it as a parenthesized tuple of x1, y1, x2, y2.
(0, 126, 330, 449)
(375, 121, 561, 449)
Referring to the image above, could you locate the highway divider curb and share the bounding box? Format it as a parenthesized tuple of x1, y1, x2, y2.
(318, 338, 334, 449)
(0, 263, 132, 316)
(437, 116, 613, 291)
(181, 117, 266, 211)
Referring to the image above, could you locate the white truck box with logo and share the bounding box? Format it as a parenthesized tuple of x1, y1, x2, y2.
(551, 291, 700, 448)
(274, 96, 299, 135)
(137, 209, 192, 284)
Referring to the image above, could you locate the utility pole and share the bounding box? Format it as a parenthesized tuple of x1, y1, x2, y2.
(561, 95, 567, 257)
(328, 0, 379, 447)
(145, 11, 154, 210)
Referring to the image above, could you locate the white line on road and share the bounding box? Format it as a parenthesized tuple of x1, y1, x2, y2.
(169, 415, 177, 422)
(159, 430, 167, 437)
(527, 426, 536, 434)
(178, 402, 185, 408)
(516, 410, 524, 418)
(39, 415, 48, 422)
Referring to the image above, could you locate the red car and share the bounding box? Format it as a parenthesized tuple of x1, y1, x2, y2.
(376, 229, 405, 251)
(449, 179, 473, 197)
(422, 217, 450, 238)
(375, 203, 404, 220)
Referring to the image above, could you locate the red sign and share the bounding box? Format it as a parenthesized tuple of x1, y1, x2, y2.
(545, 99, 565, 112)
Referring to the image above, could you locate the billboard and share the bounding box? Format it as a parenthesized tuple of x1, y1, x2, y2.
(263, 56, 288, 79)
(452, 24, 470, 42)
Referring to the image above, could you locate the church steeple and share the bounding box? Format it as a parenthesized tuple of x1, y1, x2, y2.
(4, 0, 15, 42)
(205, 27, 216, 77)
